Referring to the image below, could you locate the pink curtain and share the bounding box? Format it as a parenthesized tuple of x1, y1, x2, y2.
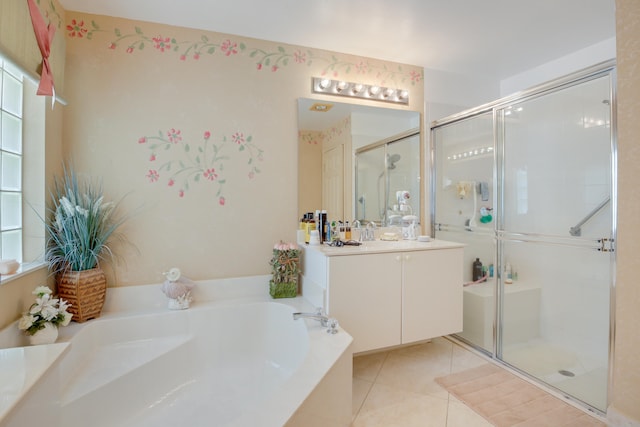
(26, 0, 56, 96)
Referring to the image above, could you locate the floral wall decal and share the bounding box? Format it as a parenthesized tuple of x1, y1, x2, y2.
(137, 128, 263, 205)
(36, 0, 63, 28)
(65, 18, 423, 87)
(298, 130, 323, 145)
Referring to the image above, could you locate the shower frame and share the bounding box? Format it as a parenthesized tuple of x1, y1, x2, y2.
(429, 59, 617, 415)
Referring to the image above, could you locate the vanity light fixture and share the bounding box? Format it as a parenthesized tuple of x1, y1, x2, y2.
(312, 77, 409, 105)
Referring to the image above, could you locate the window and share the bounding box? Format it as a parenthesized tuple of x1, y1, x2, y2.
(0, 57, 23, 262)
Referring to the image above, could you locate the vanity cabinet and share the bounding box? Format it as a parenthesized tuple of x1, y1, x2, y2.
(327, 252, 402, 353)
(301, 240, 464, 354)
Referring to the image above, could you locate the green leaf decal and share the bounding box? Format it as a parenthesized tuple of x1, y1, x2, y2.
(115, 28, 121, 37)
(201, 35, 209, 42)
(185, 144, 190, 152)
(91, 20, 100, 30)
(207, 47, 216, 54)
(135, 26, 143, 35)
(278, 46, 285, 53)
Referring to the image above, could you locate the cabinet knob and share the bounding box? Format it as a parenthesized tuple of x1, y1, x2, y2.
(395, 255, 401, 262)
(405, 254, 411, 261)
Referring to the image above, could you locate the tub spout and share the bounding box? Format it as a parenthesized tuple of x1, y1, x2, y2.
(293, 309, 339, 334)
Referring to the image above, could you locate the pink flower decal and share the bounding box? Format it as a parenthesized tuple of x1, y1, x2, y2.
(271, 65, 279, 72)
(138, 137, 147, 144)
(179, 189, 184, 198)
(219, 197, 225, 206)
(203, 168, 218, 181)
(232, 132, 245, 145)
(204, 131, 211, 140)
(248, 171, 255, 180)
(410, 70, 422, 83)
(67, 19, 88, 38)
(180, 54, 186, 61)
(221, 39, 238, 56)
(167, 128, 182, 143)
(108, 43, 116, 50)
(152, 36, 172, 52)
(293, 50, 306, 64)
(149, 154, 156, 161)
(126, 47, 134, 54)
(355, 61, 368, 74)
(146, 170, 159, 182)
(168, 179, 175, 187)
(193, 53, 200, 60)
(256, 63, 263, 71)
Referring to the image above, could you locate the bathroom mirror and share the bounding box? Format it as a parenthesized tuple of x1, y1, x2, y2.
(297, 98, 420, 224)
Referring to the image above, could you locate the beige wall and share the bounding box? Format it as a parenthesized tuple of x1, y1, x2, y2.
(62, 13, 424, 287)
(612, 0, 640, 423)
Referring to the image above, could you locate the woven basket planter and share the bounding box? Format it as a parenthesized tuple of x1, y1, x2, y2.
(269, 280, 298, 299)
(57, 268, 107, 323)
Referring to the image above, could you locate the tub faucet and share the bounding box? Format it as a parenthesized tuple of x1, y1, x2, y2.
(292, 308, 339, 334)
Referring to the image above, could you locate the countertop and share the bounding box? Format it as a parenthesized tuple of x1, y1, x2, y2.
(302, 238, 464, 256)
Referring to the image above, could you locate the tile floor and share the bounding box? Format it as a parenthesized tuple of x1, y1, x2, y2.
(350, 336, 602, 427)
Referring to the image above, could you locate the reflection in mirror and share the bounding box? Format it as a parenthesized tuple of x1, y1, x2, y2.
(355, 131, 420, 226)
(297, 98, 420, 226)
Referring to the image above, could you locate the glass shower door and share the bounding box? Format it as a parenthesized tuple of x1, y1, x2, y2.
(432, 112, 496, 353)
(498, 73, 613, 412)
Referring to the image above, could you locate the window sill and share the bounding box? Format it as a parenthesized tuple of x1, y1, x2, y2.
(0, 262, 47, 285)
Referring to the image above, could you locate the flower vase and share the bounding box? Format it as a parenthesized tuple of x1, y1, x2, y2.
(29, 322, 58, 345)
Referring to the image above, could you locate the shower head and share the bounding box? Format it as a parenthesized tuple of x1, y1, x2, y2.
(387, 154, 401, 170)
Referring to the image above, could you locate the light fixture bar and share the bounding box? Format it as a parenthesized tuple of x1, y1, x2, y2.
(311, 77, 409, 105)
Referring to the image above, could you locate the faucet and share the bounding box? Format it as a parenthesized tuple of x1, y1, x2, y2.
(361, 221, 377, 241)
(292, 308, 339, 334)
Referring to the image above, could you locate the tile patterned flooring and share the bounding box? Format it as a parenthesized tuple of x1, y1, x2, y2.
(351, 337, 603, 427)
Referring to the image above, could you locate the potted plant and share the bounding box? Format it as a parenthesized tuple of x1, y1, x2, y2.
(45, 165, 127, 322)
(268, 241, 300, 298)
(18, 285, 72, 345)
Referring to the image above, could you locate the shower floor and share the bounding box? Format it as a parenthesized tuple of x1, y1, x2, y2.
(502, 340, 607, 412)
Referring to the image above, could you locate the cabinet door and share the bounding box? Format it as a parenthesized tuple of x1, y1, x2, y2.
(402, 248, 463, 344)
(327, 253, 401, 353)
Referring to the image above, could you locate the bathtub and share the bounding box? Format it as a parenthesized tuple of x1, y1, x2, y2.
(0, 276, 353, 427)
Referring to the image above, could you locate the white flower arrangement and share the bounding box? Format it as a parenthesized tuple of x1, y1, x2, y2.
(18, 286, 73, 335)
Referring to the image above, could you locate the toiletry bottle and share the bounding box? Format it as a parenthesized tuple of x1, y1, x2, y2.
(489, 263, 494, 278)
(504, 263, 513, 283)
(320, 210, 328, 243)
(472, 258, 483, 281)
(318, 211, 325, 244)
(345, 221, 352, 240)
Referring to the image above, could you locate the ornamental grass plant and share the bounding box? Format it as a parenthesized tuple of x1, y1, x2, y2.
(45, 165, 127, 274)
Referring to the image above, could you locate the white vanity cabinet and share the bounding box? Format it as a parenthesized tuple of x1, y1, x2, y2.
(301, 240, 464, 354)
(327, 252, 402, 353)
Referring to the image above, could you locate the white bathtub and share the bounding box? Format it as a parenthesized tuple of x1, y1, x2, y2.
(0, 276, 353, 427)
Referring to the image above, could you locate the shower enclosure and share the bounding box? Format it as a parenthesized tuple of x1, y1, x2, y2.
(355, 130, 420, 226)
(431, 61, 616, 414)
